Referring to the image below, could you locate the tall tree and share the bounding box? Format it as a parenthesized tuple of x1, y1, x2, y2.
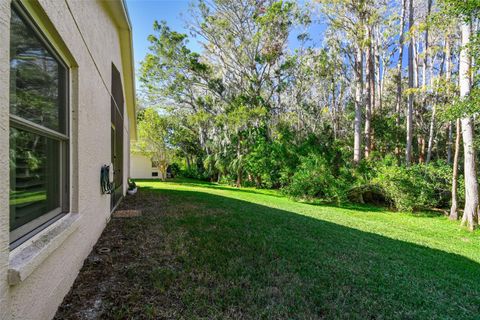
(365, 24, 374, 157)
(316, 0, 378, 163)
(459, 20, 478, 230)
(424, 0, 434, 163)
(449, 118, 461, 220)
(406, 0, 414, 166)
(354, 43, 363, 163)
(395, 0, 407, 157)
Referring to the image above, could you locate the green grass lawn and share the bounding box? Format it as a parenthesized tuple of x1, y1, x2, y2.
(57, 178, 480, 319)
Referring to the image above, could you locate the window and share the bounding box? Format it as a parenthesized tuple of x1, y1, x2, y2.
(152, 172, 158, 177)
(9, 5, 69, 246)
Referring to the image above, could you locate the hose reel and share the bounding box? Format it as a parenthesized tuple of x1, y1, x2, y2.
(100, 164, 114, 194)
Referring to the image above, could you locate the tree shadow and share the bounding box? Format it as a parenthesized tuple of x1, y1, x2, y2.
(57, 185, 480, 319)
(153, 178, 450, 217)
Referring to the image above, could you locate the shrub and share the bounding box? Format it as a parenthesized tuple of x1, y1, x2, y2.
(168, 163, 181, 177)
(372, 160, 456, 211)
(347, 184, 392, 207)
(282, 154, 347, 202)
(180, 167, 210, 181)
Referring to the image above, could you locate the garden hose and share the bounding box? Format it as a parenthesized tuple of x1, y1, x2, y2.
(100, 164, 114, 194)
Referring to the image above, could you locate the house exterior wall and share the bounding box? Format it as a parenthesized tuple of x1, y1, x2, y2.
(0, 1, 135, 319)
(130, 154, 161, 179)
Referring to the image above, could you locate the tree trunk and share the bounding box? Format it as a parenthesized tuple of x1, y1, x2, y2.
(418, 136, 425, 163)
(236, 138, 242, 188)
(369, 26, 376, 153)
(374, 27, 382, 110)
(426, 106, 436, 163)
(447, 121, 453, 164)
(461, 116, 478, 230)
(395, 0, 407, 158)
(158, 164, 167, 181)
(406, 0, 414, 166)
(331, 78, 338, 139)
(236, 168, 242, 187)
(353, 45, 363, 164)
(459, 20, 478, 230)
(256, 175, 262, 187)
(186, 155, 191, 170)
(424, 0, 434, 164)
(445, 38, 453, 164)
(365, 25, 374, 158)
(450, 119, 461, 220)
(413, 37, 419, 89)
(422, 0, 432, 89)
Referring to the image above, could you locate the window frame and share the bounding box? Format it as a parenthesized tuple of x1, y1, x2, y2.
(9, 3, 70, 249)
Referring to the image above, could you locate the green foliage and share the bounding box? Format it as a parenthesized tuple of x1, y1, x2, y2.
(180, 166, 210, 181)
(371, 158, 459, 211)
(439, 0, 480, 21)
(282, 151, 462, 212)
(133, 108, 173, 167)
(136, 0, 476, 218)
(127, 179, 137, 191)
(283, 154, 347, 202)
(168, 163, 181, 177)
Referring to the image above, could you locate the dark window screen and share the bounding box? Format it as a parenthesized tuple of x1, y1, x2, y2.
(111, 64, 124, 209)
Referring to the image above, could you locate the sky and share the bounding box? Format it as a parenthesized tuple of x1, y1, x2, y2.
(125, 0, 326, 91)
(125, 0, 197, 71)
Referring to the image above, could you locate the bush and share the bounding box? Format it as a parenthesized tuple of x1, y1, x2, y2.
(282, 154, 347, 202)
(168, 163, 181, 177)
(347, 184, 392, 207)
(180, 167, 210, 181)
(371, 160, 456, 211)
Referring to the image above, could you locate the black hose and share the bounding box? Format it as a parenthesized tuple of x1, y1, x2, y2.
(100, 165, 114, 194)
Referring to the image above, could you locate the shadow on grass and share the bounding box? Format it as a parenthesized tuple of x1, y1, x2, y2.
(57, 185, 480, 320)
(134, 178, 389, 211)
(170, 178, 449, 217)
(164, 177, 287, 199)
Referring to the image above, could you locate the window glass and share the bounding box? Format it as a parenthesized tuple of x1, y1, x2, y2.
(9, 127, 61, 231)
(10, 9, 67, 134)
(9, 6, 69, 245)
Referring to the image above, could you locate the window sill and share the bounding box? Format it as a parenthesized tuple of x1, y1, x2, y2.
(8, 213, 81, 286)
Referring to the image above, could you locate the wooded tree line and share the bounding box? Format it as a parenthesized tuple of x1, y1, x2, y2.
(138, 0, 480, 229)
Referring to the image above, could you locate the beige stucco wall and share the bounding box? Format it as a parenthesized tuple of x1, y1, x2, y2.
(130, 154, 161, 179)
(0, 0, 135, 319)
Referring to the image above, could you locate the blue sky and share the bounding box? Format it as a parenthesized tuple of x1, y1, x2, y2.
(125, 0, 197, 71)
(125, 0, 326, 71)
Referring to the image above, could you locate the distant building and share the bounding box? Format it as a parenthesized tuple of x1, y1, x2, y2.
(0, 0, 136, 319)
(130, 153, 163, 179)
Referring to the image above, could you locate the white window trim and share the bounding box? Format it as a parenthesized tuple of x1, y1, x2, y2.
(8, 212, 81, 286)
(6, 1, 81, 286)
(9, 2, 71, 247)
